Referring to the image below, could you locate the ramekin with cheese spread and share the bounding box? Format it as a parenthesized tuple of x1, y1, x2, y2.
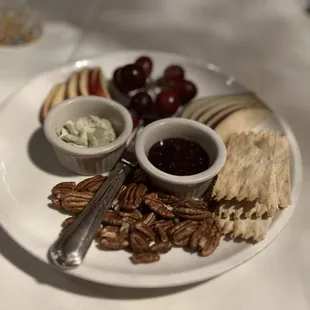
(43, 96, 133, 175)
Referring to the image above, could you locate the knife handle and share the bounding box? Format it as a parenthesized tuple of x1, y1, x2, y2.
(49, 162, 132, 269)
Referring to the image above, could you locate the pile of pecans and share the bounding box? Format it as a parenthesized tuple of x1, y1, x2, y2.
(50, 174, 221, 264)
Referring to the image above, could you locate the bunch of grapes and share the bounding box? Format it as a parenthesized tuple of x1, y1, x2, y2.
(112, 55, 197, 128)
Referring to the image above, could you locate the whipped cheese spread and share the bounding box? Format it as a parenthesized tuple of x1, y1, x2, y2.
(57, 115, 116, 147)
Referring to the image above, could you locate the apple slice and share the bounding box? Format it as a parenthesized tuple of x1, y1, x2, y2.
(41, 83, 61, 120)
(89, 67, 111, 98)
(67, 71, 80, 99)
(79, 67, 90, 96)
(50, 82, 67, 108)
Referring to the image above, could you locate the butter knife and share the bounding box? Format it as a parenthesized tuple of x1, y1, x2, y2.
(49, 125, 142, 269)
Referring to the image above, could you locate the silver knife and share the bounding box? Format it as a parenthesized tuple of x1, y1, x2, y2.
(49, 125, 142, 269)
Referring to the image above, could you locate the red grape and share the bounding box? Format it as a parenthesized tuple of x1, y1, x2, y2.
(129, 110, 141, 129)
(121, 64, 146, 91)
(156, 89, 180, 116)
(112, 67, 125, 91)
(172, 80, 197, 104)
(129, 91, 154, 117)
(164, 65, 185, 82)
(135, 56, 153, 77)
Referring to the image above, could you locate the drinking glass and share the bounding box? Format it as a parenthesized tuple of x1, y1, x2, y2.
(0, 0, 42, 45)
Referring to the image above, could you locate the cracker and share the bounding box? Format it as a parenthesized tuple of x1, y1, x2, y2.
(212, 131, 281, 217)
(213, 131, 290, 242)
(217, 215, 272, 242)
(274, 135, 291, 208)
(217, 199, 268, 220)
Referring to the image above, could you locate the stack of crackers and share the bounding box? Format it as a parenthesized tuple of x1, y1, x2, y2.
(212, 131, 291, 242)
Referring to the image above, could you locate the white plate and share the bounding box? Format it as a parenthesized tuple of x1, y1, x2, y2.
(0, 50, 302, 288)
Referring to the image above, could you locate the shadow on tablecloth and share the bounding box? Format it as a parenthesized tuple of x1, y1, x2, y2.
(27, 128, 75, 177)
(0, 226, 206, 299)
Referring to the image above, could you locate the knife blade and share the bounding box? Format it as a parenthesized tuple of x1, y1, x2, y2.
(49, 124, 142, 269)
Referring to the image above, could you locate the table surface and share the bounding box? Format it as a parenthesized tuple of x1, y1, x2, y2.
(1, 1, 310, 309)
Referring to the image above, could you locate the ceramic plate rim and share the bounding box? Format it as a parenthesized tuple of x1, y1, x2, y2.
(0, 50, 303, 288)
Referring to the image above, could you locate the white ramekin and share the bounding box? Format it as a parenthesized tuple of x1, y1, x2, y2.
(43, 96, 133, 175)
(135, 118, 226, 198)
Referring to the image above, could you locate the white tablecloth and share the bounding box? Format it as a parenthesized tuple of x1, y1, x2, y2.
(1, 1, 310, 309)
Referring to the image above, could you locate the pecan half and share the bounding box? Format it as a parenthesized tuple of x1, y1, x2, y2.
(100, 226, 120, 239)
(129, 231, 149, 253)
(94, 223, 105, 238)
(144, 194, 175, 219)
(134, 222, 155, 241)
(173, 236, 190, 247)
(189, 217, 219, 250)
(101, 237, 129, 250)
(174, 206, 213, 220)
(170, 221, 198, 243)
(153, 219, 174, 231)
(156, 192, 180, 205)
(111, 185, 127, 209)
(51, 197, 61, 208)
(75, 175, 106, 193)
(61, 216, 75, 228)
(100, 222, 131, 239)
(156, 225, 169, 242)
(122, 217, 137, 226)
(119, 209, 143, 221)
(103, 211, 124, 226)
(119, 222, 131, 239)
(61, 191, 94, 214)
(141, 212, 157, 226)
(177, 199, 207, 209)
(167, 220, 195, 236)
(198, 219, 221, 256)
(150, 241, 172, 254)
(118, 183, 148, 211)
(131, 252, 160, 264)
(167, 220, 198, 247)
(189, 223, 207, 250)
(52, 181, 76, 197)
(60, 216, 76, 234)
(198, 234, 221, 256)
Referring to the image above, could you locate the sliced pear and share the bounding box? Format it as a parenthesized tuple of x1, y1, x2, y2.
(67, 71, 80, 99)
(196, 95, 260, 123)
(50, 82, 67, 108)
(203, 102, 262, 127)
(214, 107, 271, 143)
(182, 95, 226, 119)
(79, 67, 90, 96)
(199, 101, 256, 125)
(89, 67, 111, 98)
(181, 92, 257, 120)
(41, 83, 61, 120)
